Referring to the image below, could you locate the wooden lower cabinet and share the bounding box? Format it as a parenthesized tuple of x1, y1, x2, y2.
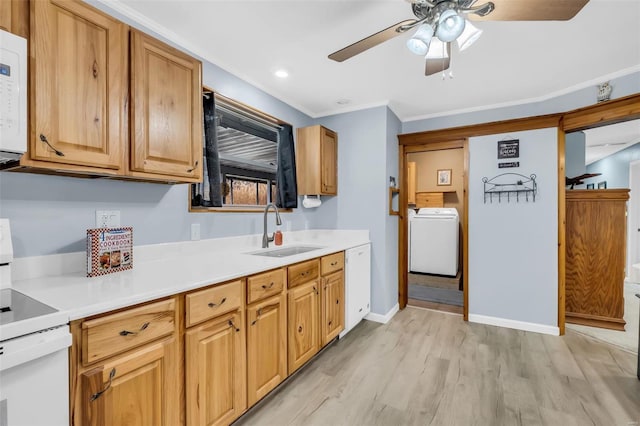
(70, 252, 347, 426)
(287, 280, 320, 374)
(322, 270, 345, 345)
(186, 310, 246, 426)
(76, 336, 180, 426)
(246, 293, 287, 407)
(566, 189, 630, 330)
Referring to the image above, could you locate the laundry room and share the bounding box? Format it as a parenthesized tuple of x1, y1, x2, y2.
(406, 147, 464, 311)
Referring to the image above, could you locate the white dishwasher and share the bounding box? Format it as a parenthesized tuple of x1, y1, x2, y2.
(410, 208, 459, 276)
(342, 243, 371, 336)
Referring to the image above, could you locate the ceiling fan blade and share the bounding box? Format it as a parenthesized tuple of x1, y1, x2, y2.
(468, 0, 589, 21)
(425, 43, 452, 76)
(328, 19, 417, 62)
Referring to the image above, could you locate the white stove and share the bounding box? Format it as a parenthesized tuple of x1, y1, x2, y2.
(0, 219, 71, 426)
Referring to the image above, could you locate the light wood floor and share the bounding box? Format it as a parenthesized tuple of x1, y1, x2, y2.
(235, 307, 640, 426)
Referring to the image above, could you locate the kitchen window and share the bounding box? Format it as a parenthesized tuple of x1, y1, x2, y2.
(191, 90, 297, 211)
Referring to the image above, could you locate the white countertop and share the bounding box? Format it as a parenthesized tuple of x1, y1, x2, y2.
(10, 230, 369, 321)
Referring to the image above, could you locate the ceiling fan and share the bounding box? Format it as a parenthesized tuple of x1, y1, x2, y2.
(328, 0, 590, 77)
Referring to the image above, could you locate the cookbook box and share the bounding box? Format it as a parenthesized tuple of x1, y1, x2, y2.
(87, 227, 133, 277)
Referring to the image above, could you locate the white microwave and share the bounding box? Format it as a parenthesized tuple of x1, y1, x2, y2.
(0, 29, 27, 163)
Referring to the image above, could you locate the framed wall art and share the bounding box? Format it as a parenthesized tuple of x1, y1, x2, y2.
(437, 169, 452, 186)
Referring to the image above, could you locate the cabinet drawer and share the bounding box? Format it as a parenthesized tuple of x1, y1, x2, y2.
(321, 252, 344, 275)
(186, 279, 242, 327)
(288, 259, 319, 289)
(247, 269, 285, 304)
(82, 298, 176, 365)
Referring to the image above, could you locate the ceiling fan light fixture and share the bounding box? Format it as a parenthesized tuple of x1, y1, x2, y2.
(436, 8, 466, 42)
(456, 20, 482, 51)
(426, 37, 449, 60)
(406, 23, 434, 55)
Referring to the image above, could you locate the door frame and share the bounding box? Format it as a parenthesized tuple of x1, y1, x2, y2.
(397, 92, 640, 335)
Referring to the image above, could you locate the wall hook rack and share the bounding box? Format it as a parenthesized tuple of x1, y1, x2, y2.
(483, 173, 537, 203)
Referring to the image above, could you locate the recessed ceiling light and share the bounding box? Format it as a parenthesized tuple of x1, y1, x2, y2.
(336, 99, 351, 105)
(274, 69, 289, 78)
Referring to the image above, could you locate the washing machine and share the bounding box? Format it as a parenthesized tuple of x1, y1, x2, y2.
(409, 207, 459, 276)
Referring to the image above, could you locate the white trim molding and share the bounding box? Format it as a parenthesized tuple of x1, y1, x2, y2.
(365, 303, 399, 324)
(468, 314, 560, 336)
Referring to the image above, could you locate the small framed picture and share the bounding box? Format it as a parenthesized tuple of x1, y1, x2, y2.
(597, 181, 607, 189)
(586, 183, 595, 189)
(437, 169, 452, 186)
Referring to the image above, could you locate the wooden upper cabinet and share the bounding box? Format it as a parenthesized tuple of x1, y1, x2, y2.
(29, 0, 127, 171)
(129, 30, 203, 181)
(296, 125, 338, 196)
(1, 0, 29, 38)
(407, 161, 417, 205)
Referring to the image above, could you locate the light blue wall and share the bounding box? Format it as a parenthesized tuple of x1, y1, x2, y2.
(469, 128, 558, 327)
(587, 142, 640, 189)
(402, 72, 640, 133)
(384, 108, 401, 314)
(315, 106, 399, 315)
(565, 132, 586, 179)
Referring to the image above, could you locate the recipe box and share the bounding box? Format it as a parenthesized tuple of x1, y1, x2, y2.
(87, 227, 133, 277)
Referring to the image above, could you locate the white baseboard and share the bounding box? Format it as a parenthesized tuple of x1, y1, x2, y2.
(468, 314, 560, 336)
(365, 303, 399, 324)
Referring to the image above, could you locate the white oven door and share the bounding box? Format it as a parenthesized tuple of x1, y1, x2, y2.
(0, 326, 71, 426)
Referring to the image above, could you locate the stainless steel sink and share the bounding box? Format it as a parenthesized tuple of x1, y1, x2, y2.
(248, 246, 323, 258)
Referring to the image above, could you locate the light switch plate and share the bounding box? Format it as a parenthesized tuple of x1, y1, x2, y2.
(96, 210, 121, 228)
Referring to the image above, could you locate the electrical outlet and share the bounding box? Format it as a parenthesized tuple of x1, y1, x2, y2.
(95, 210, 121, 228)
(191, 223, 200, 241)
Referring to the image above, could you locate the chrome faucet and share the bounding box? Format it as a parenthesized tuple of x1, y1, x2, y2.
(262, 203, 282, 248)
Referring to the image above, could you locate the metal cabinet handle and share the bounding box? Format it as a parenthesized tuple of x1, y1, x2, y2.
(313, 286, 318, 295)
(208, 298, 226, 308)
(330, 261, 338, 266)
(90, 368, 116, 402)
(228, 320, 240, 332)
(250, 303, 279, 326)
(187, 160, 199, 173)
(119, 322, 149, 336)
(39, 134, 65, 157)
(261, 282, 274, 290)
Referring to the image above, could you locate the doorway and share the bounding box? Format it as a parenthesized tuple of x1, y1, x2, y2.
(398, 139, 469, 318)
(407, 148, 464, 312)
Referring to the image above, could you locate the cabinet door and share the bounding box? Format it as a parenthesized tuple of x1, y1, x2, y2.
(31, 0, 127, 170)
(287, 280, 320, 374)
(130, 30, 203, 181)
(0, 0, 28, 38)
(408, 161, 417, 205)
(322, 270, 344, 346)
(320, 128, 337, 195)
(79, 337, 179, 426)
(186, 310, 246, 426)
(246, 293, 287, 406)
